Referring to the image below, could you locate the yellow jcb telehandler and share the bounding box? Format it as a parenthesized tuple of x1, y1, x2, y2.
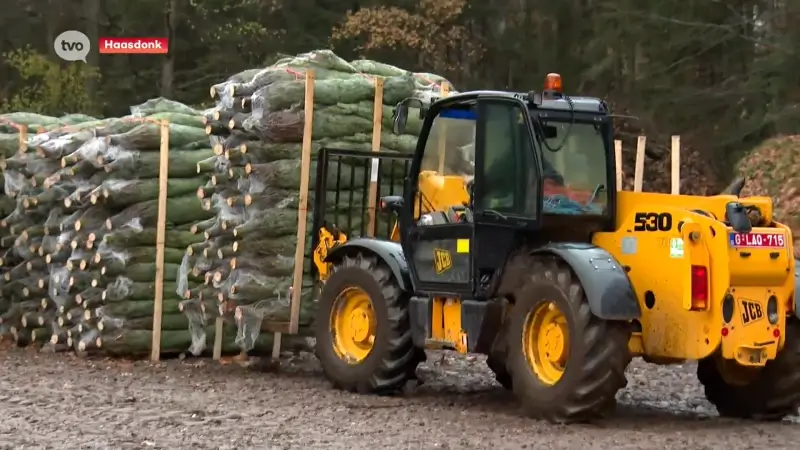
(311, 73, 800, 423)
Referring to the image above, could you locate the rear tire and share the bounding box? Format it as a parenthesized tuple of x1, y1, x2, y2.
(697, 320, 800, 420)
(314, 253, 423, 394)
(505, 256, 631, 423)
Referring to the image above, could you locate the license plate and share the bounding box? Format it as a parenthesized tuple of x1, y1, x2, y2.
(729, 232, 785, 248)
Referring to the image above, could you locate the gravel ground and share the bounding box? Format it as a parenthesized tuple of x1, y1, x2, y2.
(1, 342, 799, 450)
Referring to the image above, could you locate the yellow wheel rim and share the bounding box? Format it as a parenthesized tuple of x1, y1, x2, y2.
(330, 287, 376, 363)
(522, 301, 569, 385)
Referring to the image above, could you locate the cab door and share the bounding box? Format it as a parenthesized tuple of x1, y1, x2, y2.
(400, 103, 477, 296)
(470, 96, 543, 298)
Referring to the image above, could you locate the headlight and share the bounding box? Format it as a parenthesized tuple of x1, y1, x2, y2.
(767, 295, 779, 324)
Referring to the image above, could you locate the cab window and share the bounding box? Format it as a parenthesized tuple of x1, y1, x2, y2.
(420, 108, 476, 178)
(538, 121, 608, 215)
(478, 101, 538, 217)
(416, 107, 476, 224)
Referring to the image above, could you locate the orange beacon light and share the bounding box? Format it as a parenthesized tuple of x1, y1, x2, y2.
(544, 73, 563, 93)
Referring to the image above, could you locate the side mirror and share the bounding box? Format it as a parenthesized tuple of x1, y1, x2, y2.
(380, 195, 404, 214)
(725, 202, 753, 233)
(392, 98, 425, 135)
(392, 104, 408, 135)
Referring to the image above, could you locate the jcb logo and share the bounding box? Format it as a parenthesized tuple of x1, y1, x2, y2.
(433, 249, 452, 274)
(740, 299, 764, 325)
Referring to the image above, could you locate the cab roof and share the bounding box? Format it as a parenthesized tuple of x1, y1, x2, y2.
(437, 90, 609, 114)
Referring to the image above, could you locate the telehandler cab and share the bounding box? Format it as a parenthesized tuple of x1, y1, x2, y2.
(312, 73, 800, 423)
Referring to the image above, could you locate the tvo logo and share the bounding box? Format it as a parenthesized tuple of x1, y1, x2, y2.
(54, 30, 90, 62)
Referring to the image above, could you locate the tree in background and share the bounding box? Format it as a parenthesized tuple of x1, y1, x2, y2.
(0, 0, 797, 188)
(1, 47, 99, 115)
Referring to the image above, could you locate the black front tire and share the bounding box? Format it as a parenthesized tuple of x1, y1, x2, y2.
(314, 253, 422, 394)
(487, 355, 512, 390)
(697, 320, 800, 420)
(505, 256, 631, 423)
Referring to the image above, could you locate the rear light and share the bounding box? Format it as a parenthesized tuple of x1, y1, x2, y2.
(690, 265, 709, 310)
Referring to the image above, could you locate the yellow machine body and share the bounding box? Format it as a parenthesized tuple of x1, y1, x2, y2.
(314, 171, 795, 368)
(593, 191, 794, 367)
(314, 226, 348, 282)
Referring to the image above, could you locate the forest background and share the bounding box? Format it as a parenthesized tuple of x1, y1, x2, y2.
(0, 0, 797, 192)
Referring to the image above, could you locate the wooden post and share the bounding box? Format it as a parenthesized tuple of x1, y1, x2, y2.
(633, 135, 646, 192)
(366, 78, 384, 237)
(287, 70, 315, 337)
(436, 83, 450, 174)
(150, 119, 170, 361)
(18, 125, 27, 153)
(213, 316, 223, 360)
(271, 331, 282, 359)
(614, 140, 623, 190)
(671, 135, 680, 195)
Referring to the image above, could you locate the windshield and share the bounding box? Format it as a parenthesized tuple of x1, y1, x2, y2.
(417, 108, 609, 217)
(538, 120, 609, 215)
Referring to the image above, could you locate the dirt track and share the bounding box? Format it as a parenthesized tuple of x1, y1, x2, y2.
(1, 345, 799, 450)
